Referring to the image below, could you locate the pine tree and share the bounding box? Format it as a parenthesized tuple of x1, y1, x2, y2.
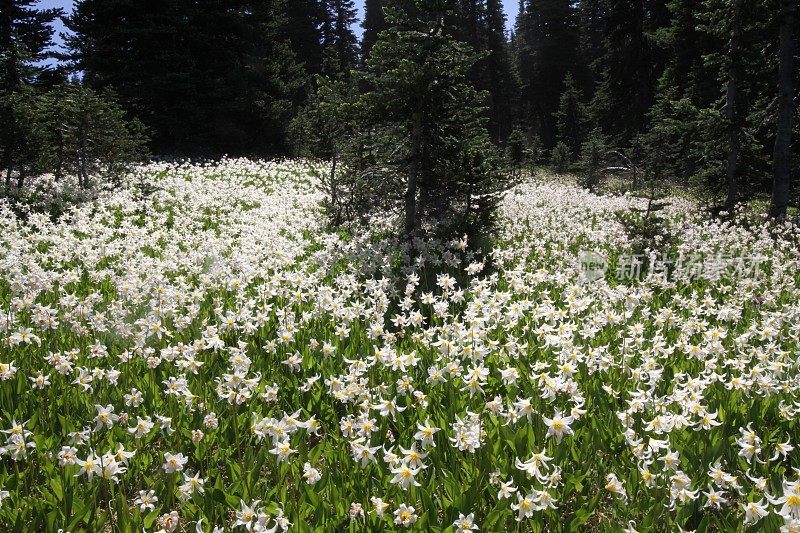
(66, 0, 308, 155)
(643, 0, 716, 184)
(454, 0, 485, 47)
(511, 1, 532, 125)
(1, 87, 42, 190)
(447, 0, 518, 144)
(694, 0, 774, 210)
(554, 73, 590, 158)
(482, 0, 518, 143)
(644, 0, 776, 211)
(35, 83, 148, 189)
(550, 141, 572, 173)
(722, 0, 744, 211)
(248, 0, 309, 152)
(361, 0, 388, 63)
(290, 76, 357, 225)
(344, 0, 507, 247)
(0, 0, 61, 186)
(655, 0, 713, 100)
(515, 0, 581, 148)
(0, 0, 60, 88)
(769, 0, 796, 219)
(67, 0, 201, 153)
(577, 0, 605, 88)
(579, 129, 608, 191)
(322, 0, 359, 75)
(506, 126, 526, 177)
(284, 0, 327, 77)
(588, 0, 669, 145)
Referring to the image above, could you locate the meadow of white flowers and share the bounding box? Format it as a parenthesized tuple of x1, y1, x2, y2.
(1, 159, 800, 532)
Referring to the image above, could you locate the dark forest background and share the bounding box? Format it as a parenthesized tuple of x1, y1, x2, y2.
(2, 0, 798, 217)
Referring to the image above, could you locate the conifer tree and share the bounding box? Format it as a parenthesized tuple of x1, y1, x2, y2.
(554, 73, 590, 159)
(0, 0, 59, 89)
(344, 0, 507, 247)
(324, 0, 359, 75)
(66, 0, 308, 155)
(769, 0, 796, 219)
(588, 0, 668, 145)
(290, 76, 357, 225)
(35, 83, 148, 189)
(284, 0, 328, 77)
(579, 130, 608, 191)
(577, 0, 605, 89)
(515, 0, 580, 148)
(361, 0, 388, 63)
(721, 0, 744, 211)
(448, 0, 518, 144)
(482, 0, 518, 143)
(506, 126, 527, 177)
(0, 0, 60, 186)
(643, 0, 714, 184)
(643, 0, 776, 211)
(695, 0, 772, 209)
(550, 141, 572, 173)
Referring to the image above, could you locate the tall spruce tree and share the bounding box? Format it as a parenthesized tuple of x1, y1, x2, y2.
(588, 0, 668, 145)
(284, 0, 327, 77)
(361, 0, 388, 63)
(322, 0, 359, 75)
(515, 0, 581, 148)
(290, 76, 357, 224)
(34, 83, 148, 190)
(695, 0, 774, 209)
(643, 0, 717, 184)
(344, 0, 507, 246)
(0, 0, 60, 184)
(66, 0, 308, 155)
(481, 0, 518, 143)
(67, 1, 178, 151)
(769, 0, 796, 219)
(643, 0, 777, 210)
(577, 0, 605, 90)
(0, 0, 59, 89)
(554, 73, 590, 158)
(722, 0, 744, 211)
(448, 0, 518, 144)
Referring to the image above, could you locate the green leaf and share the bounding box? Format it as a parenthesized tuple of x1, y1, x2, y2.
(48, 477, 64, 502)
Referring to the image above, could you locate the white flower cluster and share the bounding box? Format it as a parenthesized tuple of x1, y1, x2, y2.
(0, 159, 798, 531)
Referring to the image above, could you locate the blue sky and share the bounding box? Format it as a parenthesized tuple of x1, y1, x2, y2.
(38, 0, 520, 53)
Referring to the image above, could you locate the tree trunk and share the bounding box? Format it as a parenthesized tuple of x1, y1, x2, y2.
(405, 112, 423, 245)
(769, 0, 796, 220)
(79, 132, 88, 189)
(724, 0, 743, 213)
(81, 155, 90, 189)
(55, 136, 64, 182)
(78, 151, 86, 189)
(329, 153, 339, 225)
(2, 115, 13, 192)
